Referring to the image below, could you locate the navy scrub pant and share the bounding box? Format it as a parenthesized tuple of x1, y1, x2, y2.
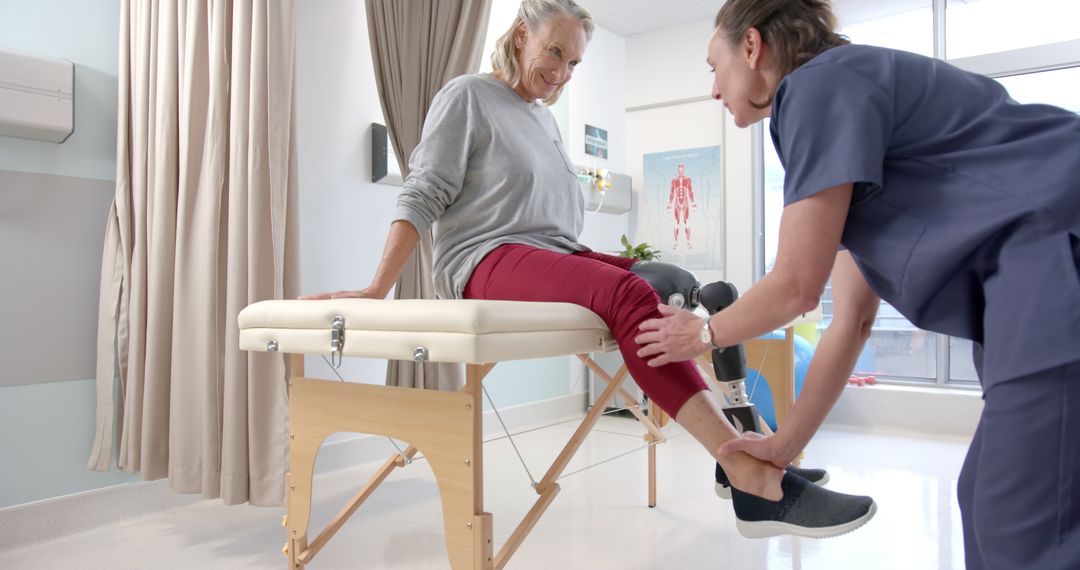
(959, 358, 1080, 569)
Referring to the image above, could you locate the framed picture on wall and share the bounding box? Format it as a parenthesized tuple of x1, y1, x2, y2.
(640, 145, 723, 275)
(585, 124, 608, 159)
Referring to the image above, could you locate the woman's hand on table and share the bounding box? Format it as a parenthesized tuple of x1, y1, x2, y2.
(298, 287, 386, 300)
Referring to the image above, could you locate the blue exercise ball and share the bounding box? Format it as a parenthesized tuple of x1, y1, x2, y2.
(744, 331, 813, 431)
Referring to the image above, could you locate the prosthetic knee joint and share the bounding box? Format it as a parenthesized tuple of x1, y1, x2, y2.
(630, 261, 763, 434)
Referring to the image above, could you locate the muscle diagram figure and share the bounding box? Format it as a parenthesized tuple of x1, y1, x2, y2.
(666, 163, 696, 249)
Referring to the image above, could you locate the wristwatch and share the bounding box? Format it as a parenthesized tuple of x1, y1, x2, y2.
(699, 314, 720, 349)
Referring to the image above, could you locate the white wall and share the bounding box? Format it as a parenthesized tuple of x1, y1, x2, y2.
(0, 1, 119, 180)
(625, 20, 756, 292)
(0, 0, 133, 509)
(566, 25, 631, 253)
(625, 20, 713, 110)
(295, 3, 629, 408)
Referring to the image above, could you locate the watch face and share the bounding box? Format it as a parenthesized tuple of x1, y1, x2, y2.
(699, 324, 712, 345)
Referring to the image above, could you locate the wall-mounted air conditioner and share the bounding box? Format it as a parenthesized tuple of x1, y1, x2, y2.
(0, 48, 74, 143)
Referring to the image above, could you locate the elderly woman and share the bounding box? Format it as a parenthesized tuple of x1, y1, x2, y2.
(637, 0, 1080, 566)
(305, 0, 875, 539)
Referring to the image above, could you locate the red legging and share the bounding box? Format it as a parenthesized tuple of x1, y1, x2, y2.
(463, 243, 709, 416)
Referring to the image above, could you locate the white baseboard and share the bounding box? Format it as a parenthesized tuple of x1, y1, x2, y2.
(823, 383, 983, 439)
(0, 392, 587, 552)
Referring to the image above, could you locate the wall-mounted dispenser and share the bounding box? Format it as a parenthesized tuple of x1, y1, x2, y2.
(577, 166, 631, 214)
(0, 48, 74, 143)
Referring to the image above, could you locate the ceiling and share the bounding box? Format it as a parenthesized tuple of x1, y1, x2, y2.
(575, 0, 725, 37)
(575, 0, 934, 37)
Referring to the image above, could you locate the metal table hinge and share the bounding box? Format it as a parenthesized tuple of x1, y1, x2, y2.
(330, 315, 345, 368)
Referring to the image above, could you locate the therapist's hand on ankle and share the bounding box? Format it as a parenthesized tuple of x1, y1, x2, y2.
(719, 431, 796, 470)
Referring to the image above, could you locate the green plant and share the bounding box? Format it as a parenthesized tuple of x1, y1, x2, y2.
(616, 234, 662, 261)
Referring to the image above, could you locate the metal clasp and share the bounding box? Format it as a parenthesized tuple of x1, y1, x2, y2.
(266, 340, 279, 352)
(330, 315, 345, 368)
(413, 347, 429, 362)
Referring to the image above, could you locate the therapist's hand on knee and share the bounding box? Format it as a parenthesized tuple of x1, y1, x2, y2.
(635, 304, 708, 366)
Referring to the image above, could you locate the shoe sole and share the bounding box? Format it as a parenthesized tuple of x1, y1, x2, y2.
(735, 501, 877, 539)
(714, 472, 830, 500)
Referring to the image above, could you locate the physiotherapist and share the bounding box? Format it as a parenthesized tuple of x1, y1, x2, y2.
(636, 0, 1080, 567)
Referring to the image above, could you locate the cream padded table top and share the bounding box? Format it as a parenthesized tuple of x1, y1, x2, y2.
(238, 299, 617, 363)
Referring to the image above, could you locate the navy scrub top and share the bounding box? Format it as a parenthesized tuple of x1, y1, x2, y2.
(770, 44, 1080, 387)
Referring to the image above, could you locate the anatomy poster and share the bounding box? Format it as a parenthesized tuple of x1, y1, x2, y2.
(641, 146, 723, 272)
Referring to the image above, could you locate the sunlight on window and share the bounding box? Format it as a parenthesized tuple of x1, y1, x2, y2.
(946, 0, 1080, 59)
(839, 4, 933, 57)
(996, 67, 1080, 113)
(762, 119, 784, 273)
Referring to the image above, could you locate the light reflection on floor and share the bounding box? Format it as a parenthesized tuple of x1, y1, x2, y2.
(0, 419, 971, 569)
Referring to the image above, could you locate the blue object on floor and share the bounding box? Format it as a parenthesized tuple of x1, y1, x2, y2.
(744, 331, 814, 431)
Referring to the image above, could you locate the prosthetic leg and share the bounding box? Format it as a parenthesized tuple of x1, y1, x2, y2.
(698, 281, 765, 435)
(629, 262, 764, 435)
(631, 262, 827, 498)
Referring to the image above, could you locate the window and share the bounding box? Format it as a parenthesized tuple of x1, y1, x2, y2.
(946, 0, 1080, 59)
(840, 6, 942, 382)
(761, 118, 938, 383)
(948, 65, 1080, 382)
(995, 66, 1080, 113)
(755, 0, 1080, 387)
(949, 338, 980, 382)
(839, 2, 933, 57)
(761, 119, 783, 274)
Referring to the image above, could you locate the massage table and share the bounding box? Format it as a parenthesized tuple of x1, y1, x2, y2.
(238, 298, 672, 569)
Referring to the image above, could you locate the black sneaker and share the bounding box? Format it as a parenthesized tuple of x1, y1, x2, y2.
(730, 471, 876, 538)
(715, 462, 829, 499)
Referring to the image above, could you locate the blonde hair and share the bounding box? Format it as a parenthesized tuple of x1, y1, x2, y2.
(715, 0, 849, 109)
(491, 0, 594, 106)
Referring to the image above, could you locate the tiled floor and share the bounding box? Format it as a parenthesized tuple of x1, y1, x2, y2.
(0, 417, 971, 569)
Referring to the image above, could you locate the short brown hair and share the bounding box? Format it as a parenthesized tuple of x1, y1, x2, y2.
(715, 0, 849, 107)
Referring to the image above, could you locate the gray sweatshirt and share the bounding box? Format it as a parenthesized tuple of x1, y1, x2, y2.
(394, 73, 588, 299)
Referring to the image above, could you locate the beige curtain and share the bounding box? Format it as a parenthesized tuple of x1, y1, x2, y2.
(88, 0, 299, 507)
(366, 0, 492, 390)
